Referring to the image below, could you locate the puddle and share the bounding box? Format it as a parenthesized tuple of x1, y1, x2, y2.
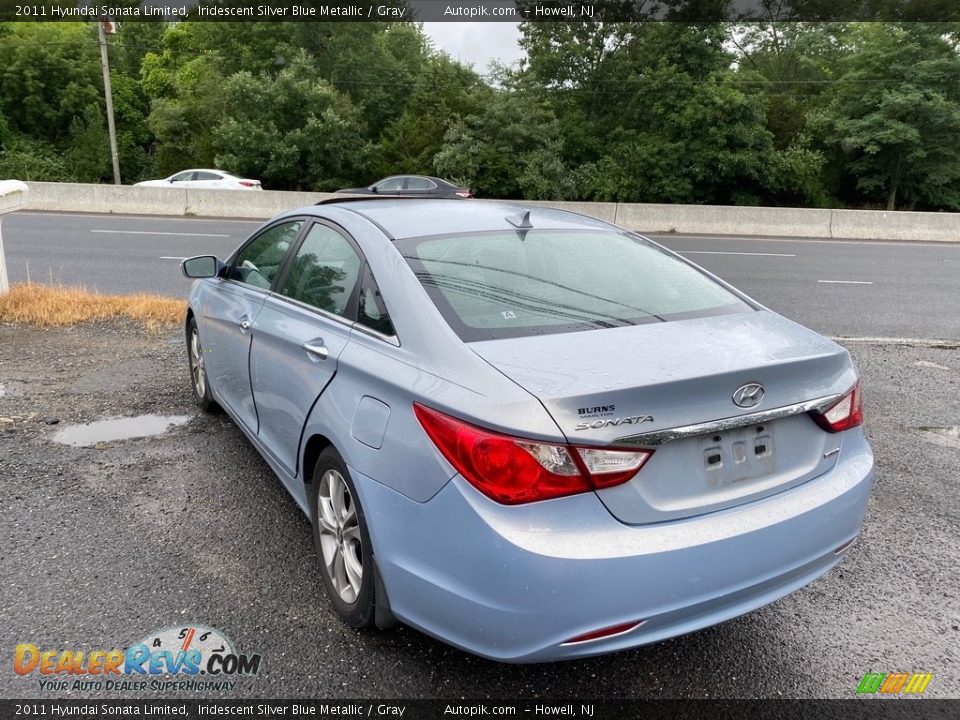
(52, 414, 192, 447)
(917, 426, 960, 450)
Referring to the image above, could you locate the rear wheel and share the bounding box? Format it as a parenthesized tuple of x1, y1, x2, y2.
(187, 316, 218, 413)
(309, 448, 376, 628)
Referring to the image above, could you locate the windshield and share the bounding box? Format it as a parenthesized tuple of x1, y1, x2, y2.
(397, 230, 753, 341)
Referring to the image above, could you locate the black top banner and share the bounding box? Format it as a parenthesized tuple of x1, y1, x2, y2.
(1, 0, 959, 22)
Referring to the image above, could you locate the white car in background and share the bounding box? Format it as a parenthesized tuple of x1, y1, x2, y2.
(134, 169, 262, 190)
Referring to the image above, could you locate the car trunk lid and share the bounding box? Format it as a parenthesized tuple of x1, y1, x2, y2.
(469, 311, 856, 524)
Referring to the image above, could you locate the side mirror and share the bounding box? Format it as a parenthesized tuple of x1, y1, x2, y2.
(181, 255, 222, 279)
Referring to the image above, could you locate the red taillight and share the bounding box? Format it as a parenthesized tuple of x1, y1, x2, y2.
(810, 381, 863, 432)
(413, 404, 652, 505)
(239, 180, 258, 187)
(455, 191, 473, 198)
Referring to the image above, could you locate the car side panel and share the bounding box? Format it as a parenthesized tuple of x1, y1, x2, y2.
(196, 280, 267, 432)
(298, 334, 455, 503)
(299, 327, 575, 504)
(249, 295, 351, 479)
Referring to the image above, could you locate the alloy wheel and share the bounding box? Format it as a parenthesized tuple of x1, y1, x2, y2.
(317, 469, 363, 604)
(189, 328, 207, 399)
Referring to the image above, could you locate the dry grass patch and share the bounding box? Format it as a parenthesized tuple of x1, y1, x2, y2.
(0, 283, 185, 330)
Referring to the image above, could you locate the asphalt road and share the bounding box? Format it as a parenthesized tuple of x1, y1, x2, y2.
(3, 210, 959, 340)
(1, 324, 957, 699)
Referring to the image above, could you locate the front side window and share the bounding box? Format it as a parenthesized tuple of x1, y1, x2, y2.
(279, 224, 362, 317)
(374, 177, 405, 192)
(170, 172, 194, 182)
(229, 220, 304, 290)
(194, 171, 221, 180)
(397, 230, 752, 341)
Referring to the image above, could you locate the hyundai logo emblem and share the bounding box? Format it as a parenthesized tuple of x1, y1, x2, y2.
(733, 383, 765, 408)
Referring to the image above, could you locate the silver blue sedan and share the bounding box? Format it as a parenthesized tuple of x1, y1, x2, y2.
(181, 198, 874, 662)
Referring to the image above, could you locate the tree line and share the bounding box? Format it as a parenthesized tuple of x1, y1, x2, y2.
(1, 21, 958, 210)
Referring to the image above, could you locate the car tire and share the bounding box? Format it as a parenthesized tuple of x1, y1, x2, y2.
(309, 447, 376, 628)
(186, 316, 219, 413)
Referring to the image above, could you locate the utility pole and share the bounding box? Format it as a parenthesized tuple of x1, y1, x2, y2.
(97, 19, 122, 185)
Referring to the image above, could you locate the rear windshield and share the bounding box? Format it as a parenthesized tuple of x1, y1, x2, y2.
(397, 230, 752, 341)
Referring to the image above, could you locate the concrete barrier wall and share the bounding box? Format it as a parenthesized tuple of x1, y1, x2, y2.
(829, 208, 960, 242)
(22, 182, 960, 242)
(615, 203, 834, 238)
(26, 181, 190, 216)
(185, 188, 337, 219)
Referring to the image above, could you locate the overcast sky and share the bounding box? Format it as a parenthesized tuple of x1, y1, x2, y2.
(421, 23, 524, 75)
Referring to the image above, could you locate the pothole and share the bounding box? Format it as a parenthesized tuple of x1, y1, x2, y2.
(916, 426, 960, 450)
(52, 414, 192, 447)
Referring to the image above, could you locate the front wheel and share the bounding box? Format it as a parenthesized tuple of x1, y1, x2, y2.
(186, 316, 219, 413)
(309, 448, 376, 628)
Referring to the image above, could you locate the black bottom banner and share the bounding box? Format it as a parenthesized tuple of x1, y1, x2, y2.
(1, 699, 958, 720)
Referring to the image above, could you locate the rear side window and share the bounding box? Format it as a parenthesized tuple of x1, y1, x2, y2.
(194, 171, 221, 180)
(279, 223, 362, 316)
(397, 230, 751, 341)
(229, 220, 303, 290)
(357, 266, 395, 337)
(406, 177, 437, 191)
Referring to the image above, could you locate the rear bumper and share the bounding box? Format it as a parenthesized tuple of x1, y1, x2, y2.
(353, 429, 874, 662)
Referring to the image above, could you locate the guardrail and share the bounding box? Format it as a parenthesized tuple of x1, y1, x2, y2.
(21, 181, 960, 243)
(0, 180, 30, 294)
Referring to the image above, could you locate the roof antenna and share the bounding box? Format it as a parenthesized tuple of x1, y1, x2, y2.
(506, 209, 533, 239)
(506, 209, 533, 229)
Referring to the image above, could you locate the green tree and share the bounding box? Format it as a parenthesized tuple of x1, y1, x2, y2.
(142, 37, 227, 174)
(584, 66, 782, 205)
(214, 54, 370, 190)
(809, 23, 960, 209)
(377, 54, 489, 177)
(0, 136, 75, 182)
(0, 23, 102, 145)
(434, 92, 572, 198)
(139, 21, 432, 184)
(64, 103, 110, 182)
(730, 23, 848, 150)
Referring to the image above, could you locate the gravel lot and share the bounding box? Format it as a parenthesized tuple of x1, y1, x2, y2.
(1, 322, 957, 699)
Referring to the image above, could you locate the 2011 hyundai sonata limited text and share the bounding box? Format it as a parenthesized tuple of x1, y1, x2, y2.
(181, 198, 874, 662)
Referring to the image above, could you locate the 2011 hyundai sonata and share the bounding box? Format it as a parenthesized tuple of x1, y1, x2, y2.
(181, 198, 874, 662)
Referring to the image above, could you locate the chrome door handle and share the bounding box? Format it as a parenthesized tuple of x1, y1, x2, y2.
(301, 342, 329, 361)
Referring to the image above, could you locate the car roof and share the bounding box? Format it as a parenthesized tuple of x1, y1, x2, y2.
(308, 198, 616, 240)
(375, 174, 453, 186)
(379, 174, 444, 181)
(174, 168, 227, 175)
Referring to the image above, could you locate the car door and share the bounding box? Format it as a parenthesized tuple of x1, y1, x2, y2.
(402, 176, 439, 196)
(168, 171, 195, 186)
(373, 177, 405, 194)
(200, 218, 305, 432)
(193, 170, 224, 189)
(249, 220, 364, 480)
